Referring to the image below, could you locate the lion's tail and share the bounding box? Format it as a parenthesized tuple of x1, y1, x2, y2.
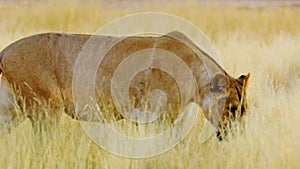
(0, 56, 3, 75)
(0, 48, 5, 75)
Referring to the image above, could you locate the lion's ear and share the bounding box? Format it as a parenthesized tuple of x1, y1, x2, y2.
(237, 73, 250, 87)
(211, 73, 229, 93)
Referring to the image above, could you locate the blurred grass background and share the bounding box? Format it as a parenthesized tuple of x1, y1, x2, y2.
(0, 0, 299, 169)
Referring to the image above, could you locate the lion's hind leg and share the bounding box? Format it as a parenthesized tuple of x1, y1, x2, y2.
(0, 75, 24, 132)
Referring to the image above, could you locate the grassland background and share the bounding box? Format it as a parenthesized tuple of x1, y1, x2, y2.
(0, 0, 300, 169)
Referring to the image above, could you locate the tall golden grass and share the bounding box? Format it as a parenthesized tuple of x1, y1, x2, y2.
(0, 1, 299, 169)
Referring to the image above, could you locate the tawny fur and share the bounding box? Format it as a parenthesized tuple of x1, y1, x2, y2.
(0, 31, 250, 136)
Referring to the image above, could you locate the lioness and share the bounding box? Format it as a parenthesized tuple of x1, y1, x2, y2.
(0, 31, 250, 139)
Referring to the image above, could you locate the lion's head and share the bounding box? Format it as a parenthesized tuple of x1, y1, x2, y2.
(210, 72, 250, 140)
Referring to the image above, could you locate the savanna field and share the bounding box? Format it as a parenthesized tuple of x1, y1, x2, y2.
(0, 1, 300, 169)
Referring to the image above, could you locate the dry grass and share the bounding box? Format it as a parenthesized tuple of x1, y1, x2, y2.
(0, 1, 299, 169)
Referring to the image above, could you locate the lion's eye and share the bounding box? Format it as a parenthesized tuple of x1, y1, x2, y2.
(230, 107, 237, 113)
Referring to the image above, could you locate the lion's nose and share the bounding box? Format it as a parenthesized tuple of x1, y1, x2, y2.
(216, 130, 223, 141)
